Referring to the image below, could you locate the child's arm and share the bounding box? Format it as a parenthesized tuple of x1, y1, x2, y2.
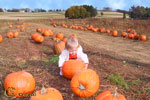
(78, 51, 89, 69)
(58, 50, 67, 68)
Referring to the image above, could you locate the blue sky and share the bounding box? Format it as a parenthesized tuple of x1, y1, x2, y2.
(0, 0, 150, 11)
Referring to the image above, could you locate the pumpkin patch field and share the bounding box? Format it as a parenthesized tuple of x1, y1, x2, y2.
(0, 16, 150, 100)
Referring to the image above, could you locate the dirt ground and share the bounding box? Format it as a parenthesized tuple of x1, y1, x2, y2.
(0, 22, 150, 100)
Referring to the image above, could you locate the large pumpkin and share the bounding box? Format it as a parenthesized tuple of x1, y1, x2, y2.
(96, 88, 126, 100)
(71, 69, 100, 97)
(7, 32, 14, 38)
(32, 33, 41, 40)
(34, 35, 44, 43)
(56, 33, 64, 40)
(0, 35, 3, 43)
(53, 41, 65, 55)
(62, 60, 85, 79)
(4, 71, 35, 97)
(30, 87, 63, 100)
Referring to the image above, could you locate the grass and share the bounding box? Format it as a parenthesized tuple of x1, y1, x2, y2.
(43, 54, 59, 64)
(108, 73, 141, 90)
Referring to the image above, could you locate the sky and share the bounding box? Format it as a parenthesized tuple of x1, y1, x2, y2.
(0, 0, 150, 11)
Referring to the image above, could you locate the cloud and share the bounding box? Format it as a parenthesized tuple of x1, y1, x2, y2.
(107, 0, 126, 10)
(20, 2, 29, 8)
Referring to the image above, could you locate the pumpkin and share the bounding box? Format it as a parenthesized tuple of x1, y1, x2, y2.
(9, 24, 13, 28)
(71, 69, 100, 97)
(53, 41, 65, 55)
(7, 32, 14, 38)
(0, 35, 3, 43)
(30, 86, 63, 100)
(36, 28, 42, 33)
(106, 29, 110, 34)
(63, 38, 68, 43)
(128, 33, 134, 39)
(56, 33, 64, 40)
(140, 34, 147, 41)
(62, 60, 85, 79)
(42, 30, 50, 37)
(99, 28, 105, 33)
(134, 34, 139, 40)
(112, 30, 118, 37)
(96, 88, 126, 100)
(34, 35, 44, 43)
(4, 71, 35, 97)
(16, 25, 20, 28)
(20, 27, 25, 32)
(126, 29, 131, 33)
(53, 24, 57, 27)
(32, 33, 41, 40)
(84, 28, 87, 31)
(121, 32, 127, 38)
(13, 32, 19, 38)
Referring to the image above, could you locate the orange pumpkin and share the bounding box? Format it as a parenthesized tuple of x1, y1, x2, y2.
(56, 33, 64, 40)
(16, 25, 20, 28)
(13, 32, 19, 38)
(96, 88, 126, 100)
(36, 28, 42, 33)
(53, 41, 65, 54)
(32, 33, 41, 40)
(0, 35, 3, 43)
(9, 24, 13, 28)
(30, 86, 63, 100)
(20, 27, 25, 32)
(84, 28, 87, 31)
(112, 30, 118, 37)
(42, 30, 50, 37)
(4, 71, 35, 97)
(121, 32, 127, 38)
(140, 34, 147, 41)
(99, 28, 105, 33)
(126, 29, 131, 33)
(7, 32, 14, 38)
(63, 38, 68, 43)
(62, 60, 85, 79)
(106, 29, 110, 34)
(128, 33, 134, 39)
(71, 69, 100, 97)
(34, 35, 44, 43)
(53, 24, 57, 27)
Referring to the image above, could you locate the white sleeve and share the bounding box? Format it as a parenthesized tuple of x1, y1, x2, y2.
(58, 49, 67, 68)
(77, 48, 89, 64)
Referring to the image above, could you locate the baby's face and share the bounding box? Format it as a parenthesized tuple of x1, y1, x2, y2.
(68, 46, 78, 52)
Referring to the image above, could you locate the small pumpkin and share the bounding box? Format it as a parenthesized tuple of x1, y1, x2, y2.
(121, 32, 127, 38)
(106, 29, 110, 34)
(34, 35, 44, 43)
(140, 34, 147, 41)
(71, 69, 100, 97)
(13, 32, 19, 38)
(134, 34, 139, 40)
(7, 32, 14, 38)
(128, 33, 134, 39)
(16, 25, 20, 28)
(96, 88, 126, 100)
(36, 28, 42, 33)
(99, 28, 105, 33)
(0, 35, 3, 43)
(53, 40, 65, 55)
(9, 24, 13, 28)
(53, 24, 57, 27)
(42, 30, 50, 37)
(112, 30, 118, 37)
(4, 71, 35, 97)
(30, 86, 63, 100)
(56, 33, 64, 40)
(20, 27, 25, 32)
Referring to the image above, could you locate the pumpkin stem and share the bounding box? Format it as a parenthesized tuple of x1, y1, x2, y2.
(79, 84, 85, 90)
(41, 85, 47, 95)
(112, 87, 118, 97)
